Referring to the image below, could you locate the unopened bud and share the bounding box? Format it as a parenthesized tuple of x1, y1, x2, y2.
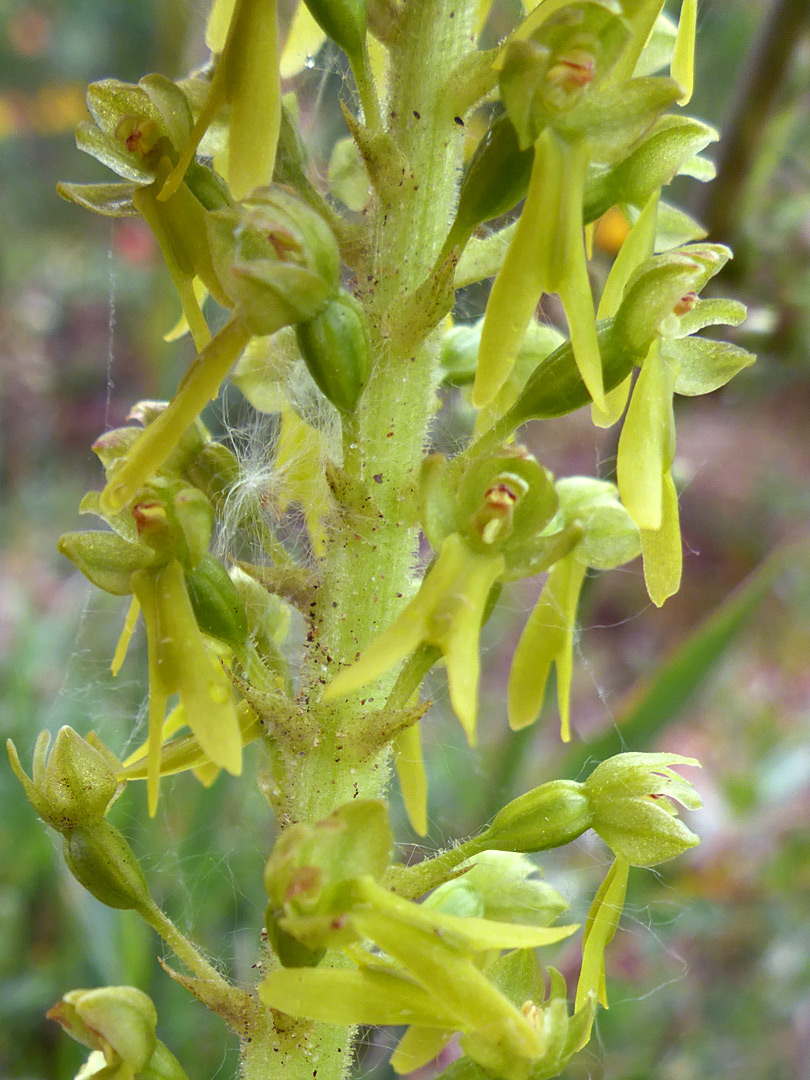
(184, 554, 248, 651)
(482, 779, 593, 854)
(446, 113, 534, 251)
(48, 986, 157, 1072)
(7, 728, 118, 831)
(302, 0, 367, 63)
(296, 291, 370, 414)
(207, 186, 340, 337)
(63, 820, 152, 911)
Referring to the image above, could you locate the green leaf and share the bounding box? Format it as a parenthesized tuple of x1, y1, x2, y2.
(667, 337, 756, 396)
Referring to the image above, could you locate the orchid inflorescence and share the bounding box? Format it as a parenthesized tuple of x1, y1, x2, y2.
(10, 1, 749, 1078)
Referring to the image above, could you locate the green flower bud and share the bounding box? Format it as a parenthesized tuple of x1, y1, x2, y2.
(207, 186, 340, 337)
(184, 554, 248, 651)
(265, 909, 326, 969)
(296, 291, 370, 414)
(62, 820, 152, 911)
(555, 477, 640, 570)
(7, 728, 119, 831)
(302, 0, 367, 62)
(264, 799, 392, 917)
(445, 112, 534, 252)
(482, 779, 593, 854)
(583, 752, 701, 865)
(139, 1039, 190, 1080)
(183, 440, 240, 511)
(438, 321, 482, 387)
(48, 986, 157, 1073)
(184, 159, 232, 211)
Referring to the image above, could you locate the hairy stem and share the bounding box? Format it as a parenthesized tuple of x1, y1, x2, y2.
(243, 4, 478, 1078)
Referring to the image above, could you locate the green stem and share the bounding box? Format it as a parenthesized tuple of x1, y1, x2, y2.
(350, 48, 384, 137)
(384, 644, 440, 712)
(383, 832, 488, 899)
(243, 6, 478, 1080)
(139, 899, 252, 1022)
(285, 0, 478, 824)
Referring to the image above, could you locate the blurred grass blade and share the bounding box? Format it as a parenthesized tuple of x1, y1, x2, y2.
(562, 545, 795, 778)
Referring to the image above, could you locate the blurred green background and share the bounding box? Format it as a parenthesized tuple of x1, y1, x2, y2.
(2, 1, 810, 1077)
